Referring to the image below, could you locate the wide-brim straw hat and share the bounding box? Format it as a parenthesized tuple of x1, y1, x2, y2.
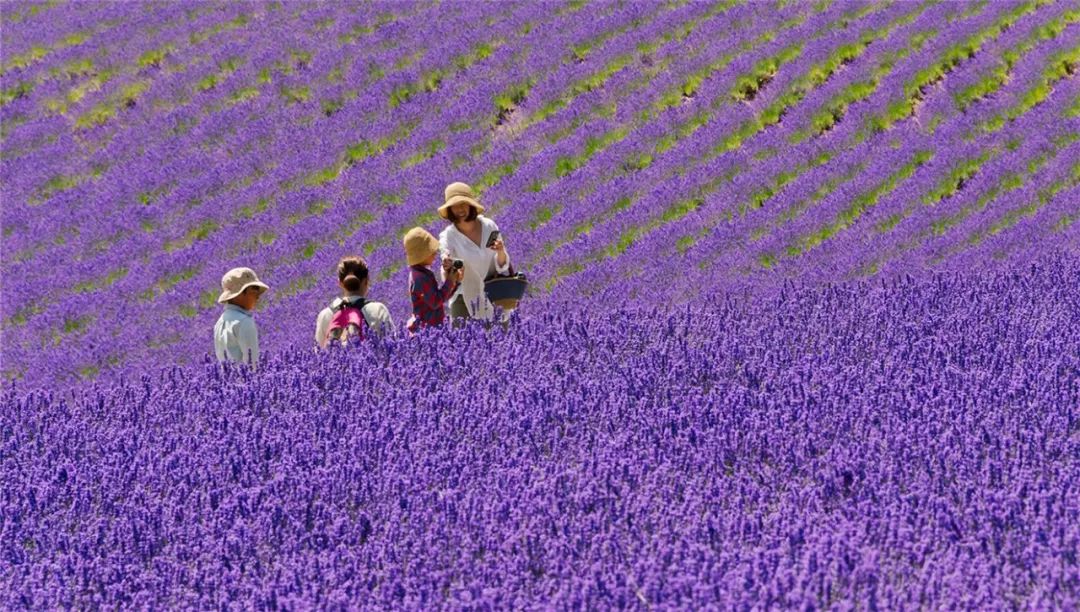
(404, 227, 441, 266)
(218, 267, 269, 303)
(438, 182, 485, 220)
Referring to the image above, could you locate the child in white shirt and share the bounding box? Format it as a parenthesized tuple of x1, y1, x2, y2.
(213, 267, 268, 368)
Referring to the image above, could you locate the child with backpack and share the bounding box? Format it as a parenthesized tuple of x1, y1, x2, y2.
(315, 256, 394, 348)
(404, 227, 461, 333)
(214, 267, 269, 368)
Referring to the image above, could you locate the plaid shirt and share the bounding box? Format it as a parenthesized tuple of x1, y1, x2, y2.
(408, 265, 455, 332)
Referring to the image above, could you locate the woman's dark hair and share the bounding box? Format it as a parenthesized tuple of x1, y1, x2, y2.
(338, 256, 369, 292)
(446, 206, 479, 224)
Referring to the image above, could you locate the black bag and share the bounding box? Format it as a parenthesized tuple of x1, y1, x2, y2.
(484, 273, 528, 310)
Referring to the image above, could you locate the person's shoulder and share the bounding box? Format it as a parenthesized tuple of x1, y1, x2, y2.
(218, 306, 245, 322)
(364, 301, 392, 318)
(408, 266, 430, 284)
(479, 215, 498, 229)
(237, 313, 258, 332)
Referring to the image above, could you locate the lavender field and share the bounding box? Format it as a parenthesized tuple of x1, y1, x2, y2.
(2, 0, 1079, 607)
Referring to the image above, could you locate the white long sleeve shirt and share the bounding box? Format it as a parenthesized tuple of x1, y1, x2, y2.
(214, 304, 259, 368)
(438, 215, 511, 320)
(314, 296, 395, 348)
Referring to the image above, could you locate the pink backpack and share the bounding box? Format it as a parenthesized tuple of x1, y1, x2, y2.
(326, 297, 367, 345)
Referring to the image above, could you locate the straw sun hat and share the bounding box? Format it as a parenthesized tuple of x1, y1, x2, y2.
(403, 227, 441, 266)
(437, 182, 485, 220)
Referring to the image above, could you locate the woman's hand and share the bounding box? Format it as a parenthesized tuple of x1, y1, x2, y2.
(490, 238, 508, 268)
(441, 257, 454, 272)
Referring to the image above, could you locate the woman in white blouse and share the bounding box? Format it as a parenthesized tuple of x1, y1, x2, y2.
(437, 181, 512, 324)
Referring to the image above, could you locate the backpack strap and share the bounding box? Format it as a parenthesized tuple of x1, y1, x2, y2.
(331, 296, 367, 312)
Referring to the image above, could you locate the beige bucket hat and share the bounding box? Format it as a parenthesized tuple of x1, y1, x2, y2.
(404, 227, 441, 266)
(438, 182, 485, 220)
(217, 267, 269, 303)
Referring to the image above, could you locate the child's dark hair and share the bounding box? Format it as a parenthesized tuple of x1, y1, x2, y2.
(446, 206, 479, 224)
(338, 256, 369, 292)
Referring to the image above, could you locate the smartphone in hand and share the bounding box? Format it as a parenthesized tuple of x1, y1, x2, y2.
(486, 230, 501, 248)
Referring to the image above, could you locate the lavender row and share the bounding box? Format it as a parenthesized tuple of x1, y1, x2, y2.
(783, 50, 1080, 280)
(546, 2, 1074, 303)
(506, 0, 879, 275)
(529, 1, 948, 294)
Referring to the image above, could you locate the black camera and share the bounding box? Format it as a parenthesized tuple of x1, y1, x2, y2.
(451, 259, 464, 270)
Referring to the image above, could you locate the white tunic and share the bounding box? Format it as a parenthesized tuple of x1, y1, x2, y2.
(438, 215, 511, 320)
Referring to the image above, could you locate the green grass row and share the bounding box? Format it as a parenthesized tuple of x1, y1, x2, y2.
(954, 6, 1080, 111)
(791, 20, 943, 142)
(967, 156, 1080, 244)
(524, 10, 822, 269)
(473, 1, 747, 202)
(855, 132, 1075, 274)
(785, 149, 934, 257)
(530, 3, 902, 283)
(978, 44, 1080, 133)
(875, 146, 999, 233)
(930, 134, 1076, 237)
(861, 0, 1043, 136)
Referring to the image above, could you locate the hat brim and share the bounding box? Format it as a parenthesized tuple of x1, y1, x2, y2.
(438, 195, 485, 220)
(217, 281, 269, 303)
(405, 233, 442, 266)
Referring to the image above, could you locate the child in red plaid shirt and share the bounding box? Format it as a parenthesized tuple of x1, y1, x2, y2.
(404, 227, 461, 332)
